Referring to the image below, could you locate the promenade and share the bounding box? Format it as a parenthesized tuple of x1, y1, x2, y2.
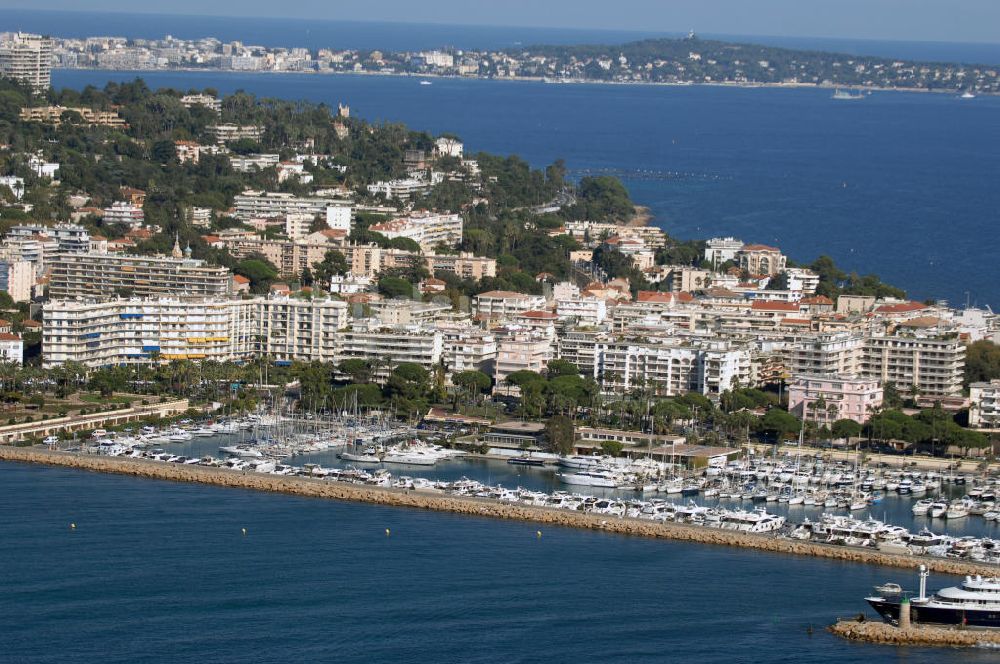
(3, 445, 1000, 578)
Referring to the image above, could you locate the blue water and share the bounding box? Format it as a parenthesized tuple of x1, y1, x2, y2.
(51, 68, 1000, 307)
(2, 460, 993, 664)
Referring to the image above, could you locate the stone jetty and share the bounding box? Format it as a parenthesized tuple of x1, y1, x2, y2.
(830, 619, 1000, 648)
(4, 444, 1000, 578)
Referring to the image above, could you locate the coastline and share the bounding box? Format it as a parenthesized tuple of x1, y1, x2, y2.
(626, 205, 652, 227)
(4, 445, 999, 578)
(51, 67, 990, 98)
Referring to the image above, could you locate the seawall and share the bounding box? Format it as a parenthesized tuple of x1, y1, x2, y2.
(830, 619, 1000, 647)
(3, 445, 999, 577)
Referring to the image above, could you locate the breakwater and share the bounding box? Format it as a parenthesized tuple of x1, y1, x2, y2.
(4, 444, 1000, 577)
(830, 619, 1000, 648)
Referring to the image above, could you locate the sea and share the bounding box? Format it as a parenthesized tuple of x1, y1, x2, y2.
(6, 12, 1000, 660)
(2, 460, 996, 664)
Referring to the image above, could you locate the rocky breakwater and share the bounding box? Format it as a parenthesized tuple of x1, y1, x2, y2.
(3, 445, 1000, 578)
(830, 619, 1000, 648)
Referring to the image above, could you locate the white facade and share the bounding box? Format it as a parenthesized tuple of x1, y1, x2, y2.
(42, 296, 349, 368)
(474, 291, 548, 323)
(970, 380, 1000, 429)
(0, 32, 53, 92)
(368, 211, 462, 251)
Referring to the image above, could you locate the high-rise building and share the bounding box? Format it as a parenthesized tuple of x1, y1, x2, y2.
(0, 32, 53, 92)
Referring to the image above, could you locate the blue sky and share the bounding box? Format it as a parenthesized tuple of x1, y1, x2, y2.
(3, 0, 999, 43)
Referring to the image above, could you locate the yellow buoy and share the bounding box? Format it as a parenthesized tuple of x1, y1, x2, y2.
(70, 523, 76, 529)
(385, 528, 391, 536)
(536, 530, 542, 538)
(241, 528, 247, 536)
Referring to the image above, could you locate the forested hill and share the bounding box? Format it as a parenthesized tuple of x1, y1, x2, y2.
(504, 36, 997, 92)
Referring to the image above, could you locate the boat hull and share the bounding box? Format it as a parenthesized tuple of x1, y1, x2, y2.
(867, 598, 1000, 628)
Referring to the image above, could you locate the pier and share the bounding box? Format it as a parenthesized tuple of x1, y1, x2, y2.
(0, 400, 190, 445)
(3, 444, 1000, 577)
(829, 619, 1000, 648)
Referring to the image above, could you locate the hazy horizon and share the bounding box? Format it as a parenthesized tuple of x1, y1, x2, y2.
(2, 2, 1000, 45)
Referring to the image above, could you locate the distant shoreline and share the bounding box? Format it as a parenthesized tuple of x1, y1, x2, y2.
(51, 67, 989, 98)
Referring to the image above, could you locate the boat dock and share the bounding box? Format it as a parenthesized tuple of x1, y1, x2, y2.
(829, 618, 1000, 648)
(4, 444, 1000, 578)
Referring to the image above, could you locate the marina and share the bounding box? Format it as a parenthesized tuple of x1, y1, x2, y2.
(10, 428, 1000, 575)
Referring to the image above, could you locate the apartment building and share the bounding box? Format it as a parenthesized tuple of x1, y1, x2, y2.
(0, 332, 23, 365)
(590, 334, 752, 396)
(474, 290, 548, 323)
(424, 251, 496, 280)
(43, 298, 252, 367)
(555, 295, 607, 325)
(230, 153, 280, 172)
(863, 332, 965, 396)
(258, 297, 349, 364)
(969, 380, 1000, 430)
(786, 332, 864, 377)
(48, 252, 233, 299)
(494, 333, 555, 395)
(42, 296, 349, 368)
(704, 237, 744, 265)
(337, 322, 443, 379)
(0, 32, 53, 92)
(788, 374, 883, 425)
(438, 324, 497, 375)
(18, 105, 125, 127)
(233, 191, 350, 226)
(102, 202, 145, 227)
(8, 223, 91, 253)
(180, 93, 221, 113)
(368, 211, 463, 251)
(208, 124, 263, 143)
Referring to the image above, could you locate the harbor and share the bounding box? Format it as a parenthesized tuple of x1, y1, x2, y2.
(5, 440, 1000, 579)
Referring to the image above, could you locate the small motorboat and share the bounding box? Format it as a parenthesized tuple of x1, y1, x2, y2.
(874, 582, 902, 595)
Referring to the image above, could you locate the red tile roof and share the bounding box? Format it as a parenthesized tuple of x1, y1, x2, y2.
(751, 300, 800, 312)
(636, 290, 694, 304)
(518, 310, 558, 320)
(874, 301, 927, 314)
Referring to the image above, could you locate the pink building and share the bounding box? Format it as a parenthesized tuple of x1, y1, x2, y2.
(788, 374, 883, 425)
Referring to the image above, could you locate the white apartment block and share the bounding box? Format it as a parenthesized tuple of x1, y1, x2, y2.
(102, 202, 145, 227)
(704, 237, 744, 265)
(556, 296, 607, 325)
(787, 332, 864, 377)
(785, 268, 820, 294)
(862, 333, 965, 396)
(0, 32, 53, 92)
(474, 290, 548, 323)
(969, 380, 1000, 430)
(49, 252, 233, 299)
(42, 296, 349, 368)
(234, 191, 349, 225)
(8, 223, 90, 253)
(230, 154, 280, 172)
(438, 324, 497, 375)
(368, 211, 462, 251)
(591, 336, 752, 396)
(337, 322, 443, 379)
(366, 177, 433, 200)
(180, 93, 221, 113)
(0, 333, 23, 365)
(209, 124, 263, 143)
